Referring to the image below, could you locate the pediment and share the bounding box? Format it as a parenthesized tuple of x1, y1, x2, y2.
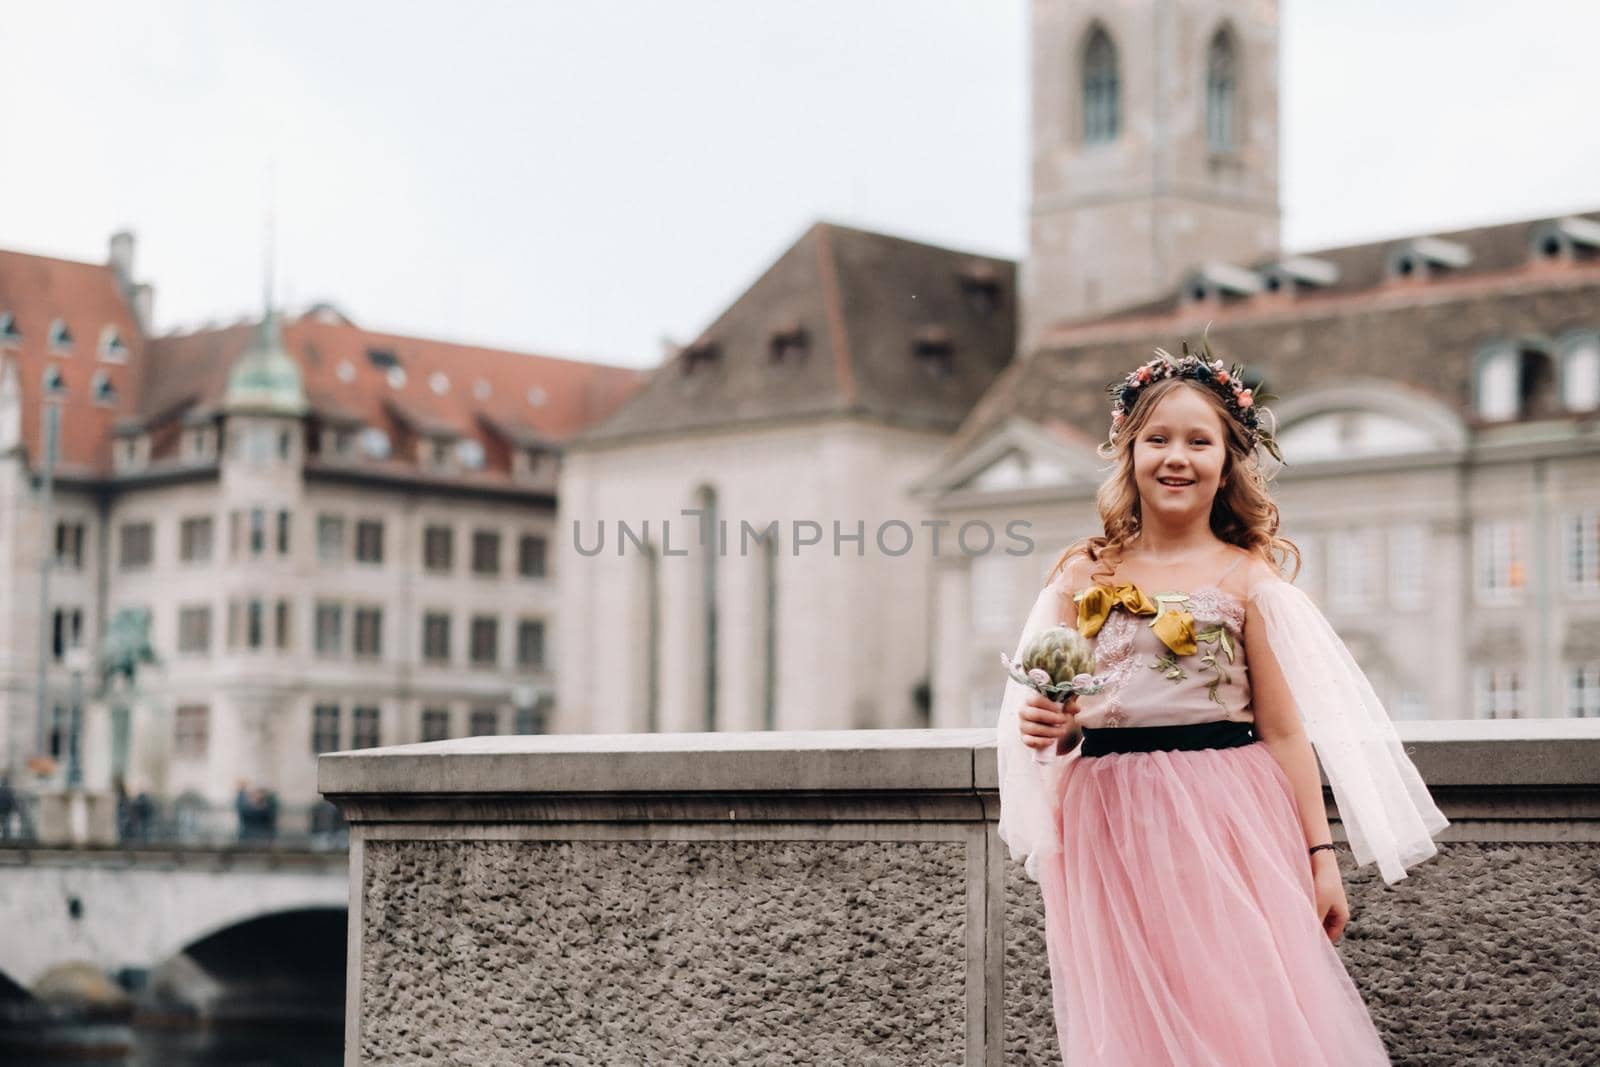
(915, 416, 1103, 497)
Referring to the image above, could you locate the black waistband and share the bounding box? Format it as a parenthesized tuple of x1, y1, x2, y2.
(1079, 720, 1256, 758)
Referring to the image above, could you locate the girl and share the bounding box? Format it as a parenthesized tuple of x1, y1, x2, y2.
(995, 346, 1449, 1066)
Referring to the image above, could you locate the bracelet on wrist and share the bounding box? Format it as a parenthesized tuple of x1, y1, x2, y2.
(1308, 843, 1337, 858)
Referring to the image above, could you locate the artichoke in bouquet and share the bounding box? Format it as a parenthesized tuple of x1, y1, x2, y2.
(1000, 625, 1106, 702)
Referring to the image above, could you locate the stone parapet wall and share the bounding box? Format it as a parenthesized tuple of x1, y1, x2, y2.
(322, 722, 1599, 1066)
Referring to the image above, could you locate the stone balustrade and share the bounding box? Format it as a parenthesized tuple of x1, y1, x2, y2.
(320, 720, 1600, 1066)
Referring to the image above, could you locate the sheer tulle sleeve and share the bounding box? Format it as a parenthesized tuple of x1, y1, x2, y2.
(1247, 576, 1450, 884)
(995, 580, 1080, 883)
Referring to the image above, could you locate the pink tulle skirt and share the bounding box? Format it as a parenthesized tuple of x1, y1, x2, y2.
(1036, 741, 1391, 1066)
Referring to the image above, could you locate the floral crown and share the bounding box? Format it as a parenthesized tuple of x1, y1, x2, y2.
(1106, 334, 1284, 464)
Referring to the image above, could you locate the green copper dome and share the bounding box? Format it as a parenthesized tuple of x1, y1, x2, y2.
(224, 309, 307, 416)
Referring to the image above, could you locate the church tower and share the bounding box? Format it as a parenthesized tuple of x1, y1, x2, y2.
(1024, 0, 1281, 344)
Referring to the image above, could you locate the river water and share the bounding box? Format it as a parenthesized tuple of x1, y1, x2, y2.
(9, 1021, 343, 1066)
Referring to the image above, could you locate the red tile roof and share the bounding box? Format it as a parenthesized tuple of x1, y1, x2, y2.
(0, 249, 147, 473)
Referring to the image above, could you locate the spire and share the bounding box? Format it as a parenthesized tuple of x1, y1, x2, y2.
(226, 166, 306, 417)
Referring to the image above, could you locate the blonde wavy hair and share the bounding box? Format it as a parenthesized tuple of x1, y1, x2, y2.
(1046, 375, 1301, 589)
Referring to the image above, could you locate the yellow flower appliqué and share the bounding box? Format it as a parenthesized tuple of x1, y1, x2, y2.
(1074, 582, 1197, 657)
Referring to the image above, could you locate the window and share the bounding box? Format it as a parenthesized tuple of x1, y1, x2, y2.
(470, 615, 499, 667)
(99, 326, 129, 362)
(49, 317, 73, 352)
(91, 371, 116, 406)
(1475, 344, 1519, 420)
(0, 311, 19, 343)
(1474, 519, 1528, 603)
(354, 606, 383, 659)
(518, 534, 547, 579)
(42, 364, 65, 395)
(1567, 511, 1600, 592)
(277, 510, 291, 555)
(275, 599, 291, 650)
(423, 525, 454, 573)
(1081, 25, 1120, 144)
(317, 515, 345, 562)
(314, 602, 344, 656)
(351, 706, 380, 749)
(514, 698, 549, 735)
(174, 705, 209, 759)
(1328, 528, 1381, 610)
(1569, 664, 1600, 717)
(1473, 666, 1525, 719)
(471, 530, 501, 576)
(970, 552, 1016, 633)
(1393, 689, 1428, 722)
(119, 521, 153, 570)
(1560, 332, 1600, 412)
(51, 607, 84, 661)
(1394, 526, 1427, 602)
(178, 606, 212, 654)
(1205, 29, 1237, 153)
(180, 517, 213, 563)
(55, 520, 85, 570)
(312, 704, 342, 754)
(249, 507, 266, 557)
(468, 706, 499, 736)
(355, 519, 384, 564)
(421, 708, 450, 742)
(245, 598, 264, 650)
(516, 619, 546, 670)
(422, 612, 451, 663)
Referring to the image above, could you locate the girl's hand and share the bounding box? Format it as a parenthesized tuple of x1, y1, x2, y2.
(1018, 688, 1079, 753)
(1312, 851, 1350, 942)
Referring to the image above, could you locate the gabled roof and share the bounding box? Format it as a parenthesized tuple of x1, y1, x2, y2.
(573, 221, 1018, 446)
(0, 248, 147, 472)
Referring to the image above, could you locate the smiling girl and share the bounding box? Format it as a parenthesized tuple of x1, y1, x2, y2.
(995, 344, 1449, 1066)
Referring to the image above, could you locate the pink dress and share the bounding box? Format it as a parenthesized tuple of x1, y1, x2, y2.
(1035, 556, 1392, 1065)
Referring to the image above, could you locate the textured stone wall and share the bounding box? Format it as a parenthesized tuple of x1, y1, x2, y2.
(1004, 843, 1600, 1066)
(360, 838, 969, 1065)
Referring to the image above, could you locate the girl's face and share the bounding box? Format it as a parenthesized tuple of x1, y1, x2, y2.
(1130, 386, 1229, 522)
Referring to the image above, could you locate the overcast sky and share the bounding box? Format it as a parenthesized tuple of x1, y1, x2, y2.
(3, 1, 1596, 369)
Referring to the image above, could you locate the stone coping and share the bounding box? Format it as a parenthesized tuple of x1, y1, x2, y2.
(319, 720, 1600, 799)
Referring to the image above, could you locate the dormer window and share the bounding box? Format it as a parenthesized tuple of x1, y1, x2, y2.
(1387, 237, 1472, 281)
(99, 326, 130, 363)
(428, 436, 454, 470)
(49, 318, 74, 353)
(1261, 256, 1339, 296)
(681, 339, 721, 375)
(913, 325, 954, 378)
(0, 312, 19, 344)
(456, 439, 486, 471)
(91, 370, 117, 406)
(1184, 262, 1261, 305)
(769, 321, 809, 363)
(359, 427, 392, 460)
(1559, 331, 1600, 412)
(42, 365, 66, 395)
(1530, 217, 1600, 263)
(366, 347, 400, 370)
(958, 263, 1003, 316)
(183, 426, 214, 462)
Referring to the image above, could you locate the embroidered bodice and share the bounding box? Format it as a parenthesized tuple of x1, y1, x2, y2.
(1071, 557, 1254, 729)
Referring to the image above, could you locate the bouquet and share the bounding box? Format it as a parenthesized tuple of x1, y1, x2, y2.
(1001, 625, 1105, 762)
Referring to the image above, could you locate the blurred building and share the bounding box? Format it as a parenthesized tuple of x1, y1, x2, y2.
(561, 0, 1600, 731)
(0, 237, 643, 811)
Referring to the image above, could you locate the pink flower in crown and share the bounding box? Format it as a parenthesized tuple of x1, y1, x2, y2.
(1136, 367, 1152, 383)
(1217, 370, 1230, 384)
(1238, 389, 1254, 409)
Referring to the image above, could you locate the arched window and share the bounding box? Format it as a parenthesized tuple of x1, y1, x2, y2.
(1082, 26, 1120, 145)
(1206, 28, 1238, 153)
